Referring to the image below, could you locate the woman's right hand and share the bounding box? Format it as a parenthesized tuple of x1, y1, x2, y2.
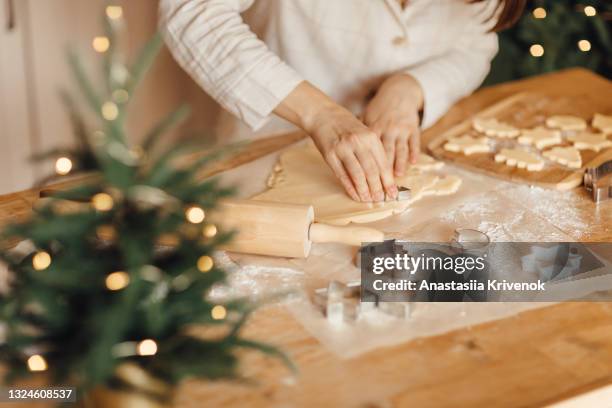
(274, 82, 397, 202)
(306, 105, 398, 202)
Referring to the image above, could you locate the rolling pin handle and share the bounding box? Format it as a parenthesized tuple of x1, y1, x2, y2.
(308, 223, 385, 247)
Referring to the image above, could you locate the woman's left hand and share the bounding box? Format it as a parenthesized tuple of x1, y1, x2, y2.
(363, 73, 424, 176)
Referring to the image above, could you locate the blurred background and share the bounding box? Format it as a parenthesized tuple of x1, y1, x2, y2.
(1, 0, 611, 195)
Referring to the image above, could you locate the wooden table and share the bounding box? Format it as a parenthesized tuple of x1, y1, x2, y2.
(1, 69, 612, 407)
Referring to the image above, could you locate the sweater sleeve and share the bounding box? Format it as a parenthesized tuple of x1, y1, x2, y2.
(159, 0, 304, 130)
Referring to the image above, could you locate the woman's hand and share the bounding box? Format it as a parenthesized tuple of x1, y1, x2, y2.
(275, 82, 397, 202)
(363, 73, 424, 176)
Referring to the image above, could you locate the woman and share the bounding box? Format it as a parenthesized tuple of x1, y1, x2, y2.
(159, 0, 525, 202)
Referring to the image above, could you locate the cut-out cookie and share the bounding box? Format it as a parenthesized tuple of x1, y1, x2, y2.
(444, 135, 491, 155)
(545, 115, 587, 131)
(473, 118, 520, 138)
(518, 127, 562, 149)
(495, 148, 545, 171)
(593, 113, 612, 134)
(542, 147, 582, 169)
(422, 175, 462, 197)
(410, 154, 444, 171)
(567, 132, 612, 152)
(396, 173, 439, 201)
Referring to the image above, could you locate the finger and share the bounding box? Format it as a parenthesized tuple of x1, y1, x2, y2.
(355, 149, 385, 202)
(409, 126, 421, 164)
(395, 137, 409, 176)
(382, 134, 396, 170)
(367, 140, 398, 200)
(338, 150, 372, 202)
(326, 152, 360, 201)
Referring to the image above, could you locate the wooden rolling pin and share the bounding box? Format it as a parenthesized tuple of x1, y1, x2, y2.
(33, 197, 384, 258)
(216, 199, 384, 258)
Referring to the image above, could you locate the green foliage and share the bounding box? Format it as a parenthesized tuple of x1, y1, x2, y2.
(0, 11, 292, 395)
(485, 0, 612, 86)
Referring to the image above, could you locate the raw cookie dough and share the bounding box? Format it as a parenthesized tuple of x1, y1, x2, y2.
(422, 175, 462, 197)
(444, 135, 491, 155)
(494, 148, 545, 171)
(411, 154, 444, 171)
(567, 131, 612, 152)
(518, 127, 562, 149)
(542, 146, 582, 169)
(545, 115, 587, 131)
(472, 118, 520, 138)
(255, 141, 461, 226)
(593, 113, 612, 134)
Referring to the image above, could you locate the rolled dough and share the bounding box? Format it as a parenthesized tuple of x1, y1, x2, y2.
(567, 131, 612, 152)
(253, 141, 461, 226)
(494, 148, 545, 171)
(542, 146, 582, 169)
(444, 135, 491, 155)
(518, 127, 562, 149)
(472, 118, 519, 138)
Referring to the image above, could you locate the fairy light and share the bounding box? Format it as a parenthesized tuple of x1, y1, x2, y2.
(197, 255, 214, 272)
(578, 40, 592, 52)
(584, 6, 597, 17)
(202, 224, 217, 238)
(96, 225, 117, 241)
(101, 102, 119, 121)
(185, 206, 205, 224)
(530, 44, 545, 57)
(211, 305, 227, 320)
(54, 157, 73, 175)
(532, 7, 546, 19)
(137, 339, 158, 356)
(32, 251, 51, 271)
(112, 89, 129, 104)
(92, 36, 110, 53)
(27, 355, 48, 372)
(106, 5, 124, 20)
(92, 193, 114, 211)
(106, 271, 130, 291)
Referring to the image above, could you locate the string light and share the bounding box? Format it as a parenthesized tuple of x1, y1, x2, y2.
(578, 39, 592, 52)
(101, 102, 119, 121)
(197, 255, 214, 272)
(185, 206, 205, 224)
(55, 157, 73, 175)
(584, 6, 597, 17)
(92, 193, 114, 211)
(202, 224, 217, 238)
(27, 355, 48, 372)
(92, 36, 110, 53)
(532, 7, 547, 19)
(211, 305, 227, 320)
(106, 271, 130, 291)
(96, 225, 117, 241)
(106, 5, 123, 20)
(137, 339, 158, 356)
(112, 89, 129, 104)
(530, 44, 545, 57)
(32, 251, 51, 271)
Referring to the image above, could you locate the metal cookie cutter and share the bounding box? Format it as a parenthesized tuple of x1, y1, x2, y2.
(386, 186, 412, 202)
(450, 228, 490, 254)
(584, 160, 612, 203)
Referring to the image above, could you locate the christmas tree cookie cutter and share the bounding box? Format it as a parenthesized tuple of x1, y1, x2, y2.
(584, 160, 612, 203)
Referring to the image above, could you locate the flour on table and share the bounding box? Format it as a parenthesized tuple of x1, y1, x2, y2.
(545, 115, 587, 131)
(472, 118, 520, 138)
(444, 135, 491, 155)
(495, 148, 545, 171)
(593, 113, 612, 134)
(542, 146, 582, 169)
(518, 127, 562, 149)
